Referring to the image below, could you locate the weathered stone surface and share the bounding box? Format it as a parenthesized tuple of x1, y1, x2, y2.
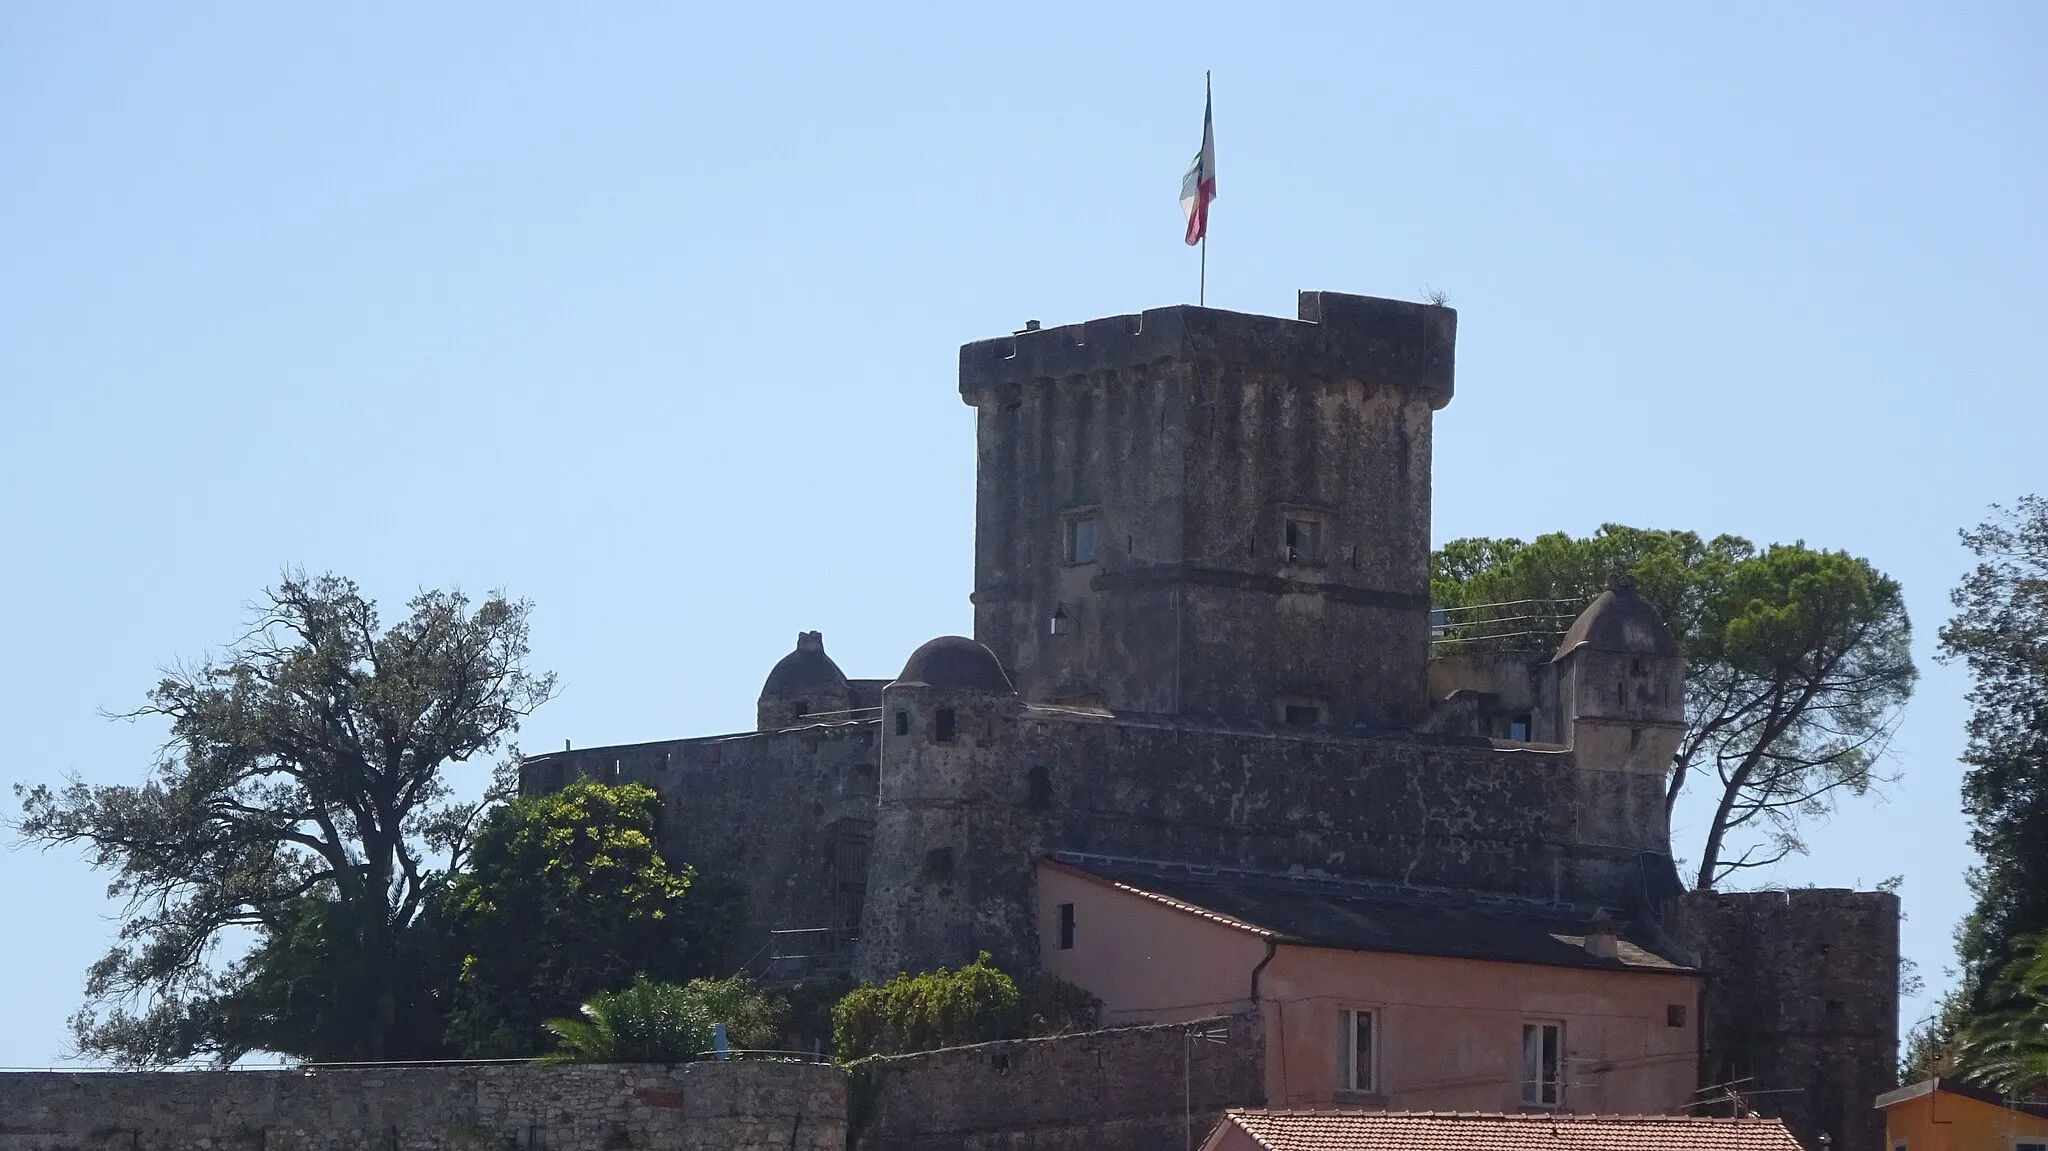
(963, 294, 1453, 730)
(0, 1062, 845, 1151)
(854, 1015, 1265, 1151)
(1667, 889, 1900, 1151)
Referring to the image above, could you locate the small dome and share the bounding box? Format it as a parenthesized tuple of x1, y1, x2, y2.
(1552, 578, 1682, 663)
(760, 631, 850, 698)
(894, 636, 1015, 693)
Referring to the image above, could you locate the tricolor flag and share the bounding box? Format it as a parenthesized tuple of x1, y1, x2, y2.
(1180, 78, 1216, 247)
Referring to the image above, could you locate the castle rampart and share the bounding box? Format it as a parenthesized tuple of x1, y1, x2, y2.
(1667, 888, 1901, 1151)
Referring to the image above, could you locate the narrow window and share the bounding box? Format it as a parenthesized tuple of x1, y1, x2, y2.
(1282, 701, 1325, 728)
(2011, 1143, 2042, 1151)
(1065, 515, 1098, 564)
(893, 710, 909, 736)
(1509, 714, 1532, 742)
(1336, 1008, 1375, 1093)
(1057, 902, 1075, 950)
(1283, 515, 1324, 563)
(1521, 1021, 1563, 1107)
(935, 707, 957, 743)
(793, 699, 810, 719)
(1666, 1004, 1687, 1028)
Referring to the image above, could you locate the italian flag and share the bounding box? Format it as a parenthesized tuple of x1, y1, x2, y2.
(1180, 79, 1216, 247)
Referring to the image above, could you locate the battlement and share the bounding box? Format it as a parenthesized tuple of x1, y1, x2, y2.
(959, 290, 1456, 406)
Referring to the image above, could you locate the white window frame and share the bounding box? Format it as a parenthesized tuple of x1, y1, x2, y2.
(1521, 1020, 1564, 1108)
(1336, 1007, 1378, 1094)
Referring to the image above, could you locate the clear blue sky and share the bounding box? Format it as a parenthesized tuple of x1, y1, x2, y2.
(2, 3, 2041, 1067)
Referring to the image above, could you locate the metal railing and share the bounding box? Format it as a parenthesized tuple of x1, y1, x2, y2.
(1429, 598, 1585, 654)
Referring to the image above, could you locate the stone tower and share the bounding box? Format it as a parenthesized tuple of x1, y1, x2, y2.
(858, 636, 1032, 979)
(960, 291, 1455, 729)
(1550, 577, 1688, 862)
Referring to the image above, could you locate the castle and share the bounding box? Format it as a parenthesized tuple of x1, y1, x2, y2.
(520, 291, 1898, 1150)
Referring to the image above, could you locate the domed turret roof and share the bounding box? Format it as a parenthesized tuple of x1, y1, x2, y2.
(1552, 578, 1683, 663)
(894, 636, 1015, 693)
(760, 631, 850, 698)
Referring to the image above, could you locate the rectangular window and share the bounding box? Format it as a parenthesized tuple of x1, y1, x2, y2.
(1057, 902, 1075, 950)
(1283, 515, 1324, 564)
(1667, 1004, 1687, 1028)
(1509, 715, 1532, 742)
(1065, 515, 1098, 564)
(2015, 1143, 2044, 1151)
(1336, 1008, 1376, 1093)
(934, 707, 957, 743)
(1284, 703, 1324, 728)
(1521, 1021, 1563, 1107)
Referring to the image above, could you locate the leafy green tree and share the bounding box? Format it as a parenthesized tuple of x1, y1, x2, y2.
(1432, 526, 1917, 888)
(437, 778, 743, 1056)
(540, 976, 784, 1064)
(12, 573, 554, 1065)
(1940, 496, 2048, 980)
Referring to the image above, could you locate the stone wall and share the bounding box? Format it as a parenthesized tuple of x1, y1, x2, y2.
(853, 1015, 1265, 1151)
(520, 719, 880, 965)
(528, 702, 1673, 984)
(858, 698, 1675, 976)
(0, 1061, 844, 1151)
(1667, 888, 1900, 1151)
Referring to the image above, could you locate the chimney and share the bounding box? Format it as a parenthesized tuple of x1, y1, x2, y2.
(1584, 911, 1620, 960)
(797, 631, 823, 652)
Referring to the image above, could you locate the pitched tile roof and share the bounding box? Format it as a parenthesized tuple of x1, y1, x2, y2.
(1211, 1110, 1805, 1151)
(1043, 855, 1696, 974)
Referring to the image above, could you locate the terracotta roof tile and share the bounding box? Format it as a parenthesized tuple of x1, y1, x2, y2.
(1214, 1110, 1805, 1151)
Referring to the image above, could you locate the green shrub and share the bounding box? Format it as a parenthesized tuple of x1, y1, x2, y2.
(832, 952, 1022, 1058)
(541, 975, 783, 1063)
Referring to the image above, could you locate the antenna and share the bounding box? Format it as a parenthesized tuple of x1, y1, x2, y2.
(1184, 1023, 1232, 1151)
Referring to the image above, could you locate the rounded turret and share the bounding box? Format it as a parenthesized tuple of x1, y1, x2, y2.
(757, 631, 852, 731)
(1551, 577, 1683, 663)
(858, 636, 1030, 979)
(894, 636, 1016, 693)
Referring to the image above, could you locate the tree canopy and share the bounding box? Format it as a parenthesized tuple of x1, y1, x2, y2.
(1431, 526, 1916, 888)
(438, 778, 743, 1057)
(1940, 495, 2048, 980)
(13, 573, 555, 1065)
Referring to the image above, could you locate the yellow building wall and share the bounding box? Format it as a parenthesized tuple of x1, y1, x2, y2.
(1884, 1088, 2048, 1151)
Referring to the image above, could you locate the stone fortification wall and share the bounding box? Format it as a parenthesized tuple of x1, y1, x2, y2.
(1667, 888, 1900, 1151)
(519, 720, 879, 963)
(859, 700, 1673, 976)
(0, 1061, 844, 1151)
(853, 1014, 1264, 1151)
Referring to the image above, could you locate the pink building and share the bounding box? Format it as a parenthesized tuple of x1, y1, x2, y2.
(1037, 856, 1703, 1115)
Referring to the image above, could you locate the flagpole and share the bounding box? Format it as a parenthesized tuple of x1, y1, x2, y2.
(1200, 71, 1210, 307)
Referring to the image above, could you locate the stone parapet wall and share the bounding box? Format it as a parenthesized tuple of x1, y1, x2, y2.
(852, 1014, 1265, 1151)
(0, 1061, 845, 1151)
